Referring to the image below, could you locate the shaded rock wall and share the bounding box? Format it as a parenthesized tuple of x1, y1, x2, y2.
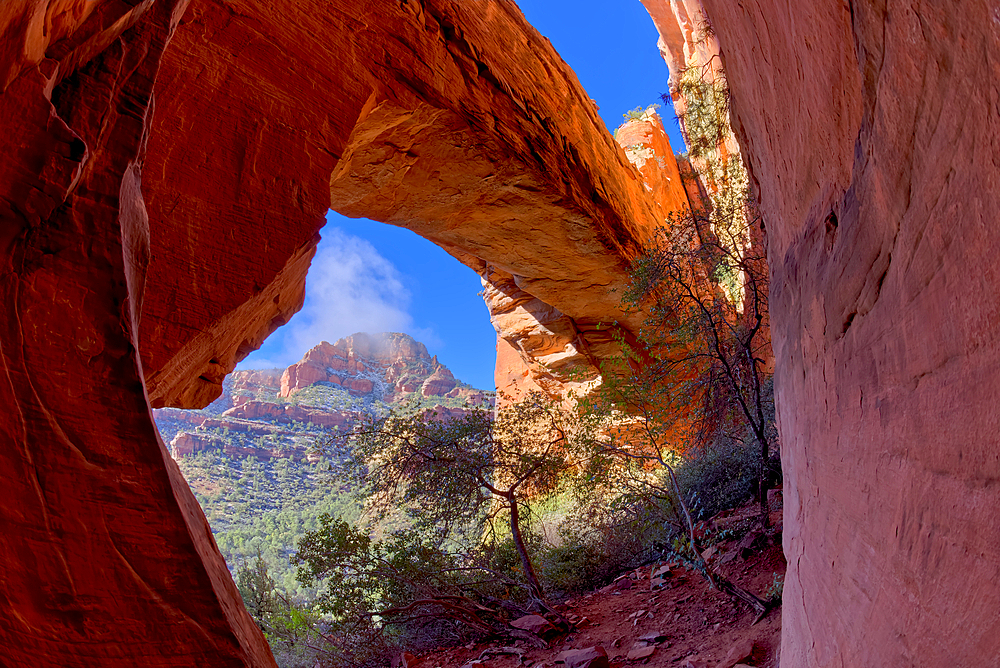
(644, 0, 1000, 665)
(0, 1, 276, 666)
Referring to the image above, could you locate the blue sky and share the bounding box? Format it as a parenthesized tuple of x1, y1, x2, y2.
(239, 1, 683, 391)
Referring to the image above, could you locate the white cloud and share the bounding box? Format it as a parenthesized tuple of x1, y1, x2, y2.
(238, 227, 417, 370)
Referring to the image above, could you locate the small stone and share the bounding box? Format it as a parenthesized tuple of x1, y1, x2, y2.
(651, 564, 672, 579)
(511, 614, 555, 636)
(555, 646, 609, 668)
(680, 658, 708, 668)
(716, 640, 754, 668)
(626, 645, 655, 661)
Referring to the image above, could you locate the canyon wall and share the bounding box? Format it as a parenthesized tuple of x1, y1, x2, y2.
(643, 0, 1000, 665)
(0, 1, 685, 665)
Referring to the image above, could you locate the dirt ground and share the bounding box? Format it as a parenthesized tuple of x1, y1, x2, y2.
(408, 497, 786, 668)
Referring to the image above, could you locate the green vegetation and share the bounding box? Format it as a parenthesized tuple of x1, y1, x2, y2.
(622, 102, 660, 121)
(561, 15, 777, 617)
(286, 394, 597, 665)
(176, 450, 361, 596)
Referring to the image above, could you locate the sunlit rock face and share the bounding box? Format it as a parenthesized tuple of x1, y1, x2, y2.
(278, 332, 476, 402)
(644, 0, 1000, 665)
(0, 1, 683, 664)
(615, 110, 692, 217)
(141, 0, 692, 408)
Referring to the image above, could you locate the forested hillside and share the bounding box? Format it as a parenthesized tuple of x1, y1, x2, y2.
(154, 333, 492, 590)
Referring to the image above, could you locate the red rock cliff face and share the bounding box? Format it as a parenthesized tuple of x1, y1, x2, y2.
(0, 1, 275, 666)
(644, 0, 1000, 665)
(0, 2, 680, 664)
(277, 332, 471, 400)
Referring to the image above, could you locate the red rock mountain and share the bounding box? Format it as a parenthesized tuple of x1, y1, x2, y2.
(154, 333, 489, 461)
(277, 332, 476, 401)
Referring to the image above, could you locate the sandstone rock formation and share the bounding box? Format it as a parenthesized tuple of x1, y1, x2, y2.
(643, 0, 1000, 665)
(0, 1, 276, 665)
(3, 0, 993, 664)
(139, 0, 690, 411)
(615, 109, 691, 217)
(1, 0, 682, 663)
(487, 111, 693, 403)
(156, 334, 489, 462)
(421, 364, 457, 397)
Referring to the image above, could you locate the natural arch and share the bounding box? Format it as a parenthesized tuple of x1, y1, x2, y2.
(0, 1, 688, 665)
(139, 0, 686, 410)
(6, 0, 995, 666)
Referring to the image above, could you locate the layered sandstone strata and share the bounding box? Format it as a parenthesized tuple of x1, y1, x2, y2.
(0, 1, 276, 665)
(489, 111, 694, 402)
(278, 332, 472, 400)
(140, 0, 689, 409)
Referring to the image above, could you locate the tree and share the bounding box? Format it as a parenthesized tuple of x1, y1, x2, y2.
(235, 552, 324, 666)
(294, 394, 595, 657)
(566, 23, 777, 619)
(619, 200, 777, 528)
(614, 20, 779, 528)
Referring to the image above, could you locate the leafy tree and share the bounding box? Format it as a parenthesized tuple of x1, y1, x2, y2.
(292, 393, 597, 660)
(332, 394, 593, 607)
(617, 203, 776, 525)
(567, 24, 777, 619)
(235, 552, 325, 667)
(611, 21, 778, 528)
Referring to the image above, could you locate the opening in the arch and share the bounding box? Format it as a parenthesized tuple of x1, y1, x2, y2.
(238, 210, 498, 394)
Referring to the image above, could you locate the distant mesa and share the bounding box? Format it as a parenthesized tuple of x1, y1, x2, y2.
(275, 332, 477, 401)
(154, 332, 492, 462)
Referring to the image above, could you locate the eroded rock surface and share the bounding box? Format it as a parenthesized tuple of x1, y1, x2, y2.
(644, 0, 1000, 665)
(0, 1, 275, 666)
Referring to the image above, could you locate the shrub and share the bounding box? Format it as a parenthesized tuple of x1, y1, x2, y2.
(622, 103, 660, 121)
(674, 438, 759, 521)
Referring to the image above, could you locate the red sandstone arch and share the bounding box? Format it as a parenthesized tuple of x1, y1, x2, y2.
(139, 0, 687, 409)
(0, 1, 684, 665)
